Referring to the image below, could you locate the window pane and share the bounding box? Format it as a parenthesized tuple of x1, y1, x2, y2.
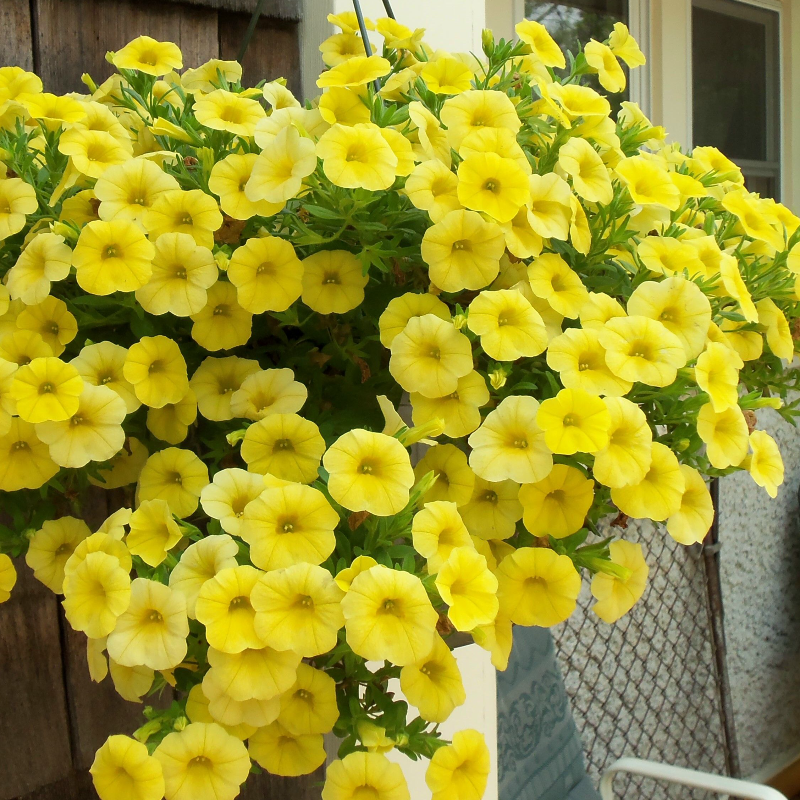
(525, 1, 629, 112)
(692, 0, 780, 197)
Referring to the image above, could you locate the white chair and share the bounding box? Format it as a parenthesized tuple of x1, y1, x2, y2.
(600, 757, 789, 799)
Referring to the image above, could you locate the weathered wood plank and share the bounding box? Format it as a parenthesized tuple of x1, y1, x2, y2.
(14, 772, 94, 800)
(0, 0, 34, 70)
(31, 0, 220, 94)
(146, 0, 301, 19)
(0, 561, 74, 800)
(218, 15, 301, 93)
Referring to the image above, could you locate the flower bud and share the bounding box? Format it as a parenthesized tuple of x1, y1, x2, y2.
(226, 428, 247, 446)
(489, 368, 508, 390)
(173, 716, 188, 732)
(452, 311, 468, 330)
(214, 251, 230, 271)
(481, 28, 495, 57)
(50, 221, 78, 243)
(753, 396, 782, 409)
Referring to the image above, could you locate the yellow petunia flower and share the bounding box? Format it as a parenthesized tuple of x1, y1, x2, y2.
(7, 232, 72, 304)
(584, 39, 626, 93)
(26, 517, 90, 593)
(190, 355, 259, 421)
(436, 546, 498, 631)
(456, 153, 529, 223)
(147, 389, 197, 444)
(127, 498, 183, 567)
(254, 105, 329, 147)
(376, 17, 424, 49)
(536, 387, 610, 455)
(0, 553, 17, 603)
(558, 137, 613, 204)
(249, 720, 326, 777)
(720, 318, 763, 362)
(242, 482, 338, 570)
(278, 663, 339, 735)
(591, 540, 649, 623)
(461, 476, 523, 540)
(35, 383, 126, 468)
(241, 412, 326, 482)
(316, 122, 398, 191)
(318, 85, 371, 126)
(317, 55, 391, 89)
(62, 551, 131, 638)
(323, 752, 409, 800)
(137, 446, 209, 517)
(411, 369, 489, 439)
(16, 295, 77, 356)
(319, 33, 369, 68)
(666, 465, 714, 545)
(168, 534, 239, 618)
(71, 341, 140, 413)
(637, 235, 708, 279)
(342, 564, 436, 665)
(73, 219, 155, 295)
(400, 633, 465, 723)
(65, 530, 131, 577)
(324, 428, 415, 515)
(627, 277, 712, 360)
(422, 208, 506, 292)
(229, 368, 307, 421)
(90, 735, 165, 800)
(199, 467, 263, 535)
(0, 178, 37, 241)
(134, 230, 219, 316)
(108, 659, 154, 702)
(472, 610, 513, 670)
(411, 500, 472, 573)
(389, 314, 473, 398)
(469, 395, 553, 483)
(228, 235, 303, 314)
(403, 160, 461, 223)
(426, 729, 490, 800)
(546, 327, 631, 396)
(18, 91, 85, 128)
(599, 315, 686, 387)
(181, 59, 242, 94)
(722, 188, 784, 252)
(143, 189, 223, 249)
(757, 297, 794, 360)
(468, 288, 547, 360)
(301, 249, 369, 314)
(697, 402, 749, 469)
(112, 36, 182, 76)
(379, 292, 450, 348)
(10, 356, 83, 423)
(154, 722, 251, 800)
(415, 444, 475, 507)
(525, 173, 571, 241)
(0, 328, 49, 366)
(246, 125, 317, 204)
(334, 555, 378, 592)
(90, 436, 148, 490)
(195, 565, 265, 654)
(0, 66, 42, 102)
(58, 128, 131, 179)
(208, 153, 282, 220)
(497, 546, 581, 626)
(611, 441, 685, 520)
(609, 21, 646, 67)
(527, 253, 589, 319)
(251, 562, 344, 656)
(615, 155, 680, 210)
(695, 342, 743, 412)
(746, 430, 784, 498)
(408, 101, 451, 166)
(106, 578, 188, 669)
(421, 55, 473, 95)
(520, 464, 594, 538)
(440, 89, 521, 151)
(124, 335, 189, 408)
(593, 396, 652, 488)
(515, 20, 565, 67)
(206, 643, 300, 703)
(95, 156, 179, 222)
(190, 280, 253, 351)
(502, 206, 544, 259)
(194, 89, 265, 137)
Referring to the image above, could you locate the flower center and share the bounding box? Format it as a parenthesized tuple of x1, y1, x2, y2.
(298, 595, 314, 609)
(39, 382, 54, 394)
(562, 413, 578, 427)
(179, 213, 193, 225)
(148, 360, 163, 374)
(220, 105, 245, 124)
(12, 440, 30, 451)
(274, 438, 294, 451)
(46, 322, 59, 335)
(229, 596, 251, 611)
(169, 471, 183, 485)
(55, 543, 72, 556)
(483, 179, 499, 193)
(70, 414, 84, 427)
(103, 245, 118, 259)
(174, 267, 187, 279)
(256, 262, 275, 276)
(100, 374, 114, 385)
(428, 347, 441, 360)
(452, 239, 472, 252)
(213, 304, 229, 317)
(189, 755, 212, 768)
(512, 438, 528, 449)
(295, 688, 313, 702)
(147, 610, 163, 623)
(280, 519, 295, 533)
(481, 490, 498, 504)
(323, 271, 341, 285)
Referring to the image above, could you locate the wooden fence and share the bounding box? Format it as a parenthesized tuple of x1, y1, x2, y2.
(0, 1, 321, 797)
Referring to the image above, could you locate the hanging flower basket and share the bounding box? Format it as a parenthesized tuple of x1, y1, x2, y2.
(0, 9, 796, 800)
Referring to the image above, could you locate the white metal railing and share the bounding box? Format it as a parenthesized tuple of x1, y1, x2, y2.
(600, 757, 789, 800)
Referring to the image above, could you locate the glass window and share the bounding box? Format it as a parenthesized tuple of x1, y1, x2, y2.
(692, 0, 780, 197)
(525, 1, 630, 112)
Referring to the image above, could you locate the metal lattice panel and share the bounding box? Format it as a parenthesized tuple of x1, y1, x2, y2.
(552, 519, 730, 799)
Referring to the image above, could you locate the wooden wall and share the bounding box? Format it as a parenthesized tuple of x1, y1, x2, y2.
(0, 1, 321, 797)
(0, 0, 302, 94)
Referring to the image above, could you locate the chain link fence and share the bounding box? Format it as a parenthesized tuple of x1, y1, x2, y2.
(552, 518, 732, 799)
